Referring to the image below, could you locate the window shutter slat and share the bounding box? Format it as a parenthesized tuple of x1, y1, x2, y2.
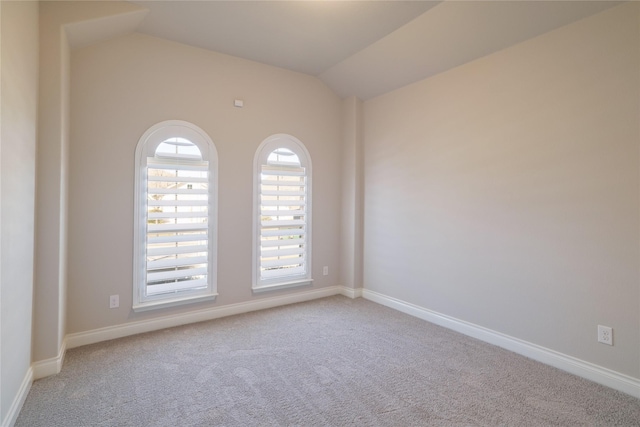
(261, 209, 305, 216)
(261, 219, 305, 227)
(261, 257, 305, 269)
(267, 160, 302, 167)
(147, 244, 208, 257)
(260, 238, 305, 247)
(260, 228, 305, 238)
(260, 199, 305, 207)
(147, 266, 208, 282)
(147, 255, 208, 270)
(260, 190, 305, 197)
(147, 278, 208, 296)
(148, 211, 207, 220)
(260, 265, 306, 279)
(261, 246, 305, 257)
(148, 200, 208, 207)
(260, 179, 304, 186)
(147, 233, 207, 245)
(150, 188, 208, 195)
(155, 152, 202, 161)
(148, 175, 208, 183)
(148, 223, 208, 233)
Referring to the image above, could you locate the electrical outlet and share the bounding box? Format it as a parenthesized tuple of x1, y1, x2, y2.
(323, 266, 329, 276)
(109, 294, 119, 309)
(597, 325, 613, 346)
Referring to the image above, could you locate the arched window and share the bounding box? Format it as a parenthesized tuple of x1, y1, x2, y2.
(253, 134, 312, 291)
(133, 120, 218, 310)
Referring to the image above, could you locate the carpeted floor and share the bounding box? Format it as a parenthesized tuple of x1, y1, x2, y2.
(16, 296, 640, 426)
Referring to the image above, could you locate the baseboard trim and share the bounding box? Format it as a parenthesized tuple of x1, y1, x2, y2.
(362, 289, 640, 399)
(32, 339, 67, 380)
(66, 286, 344, 350)
(1, 367, 33, 427)
(338, 286, 363, 299)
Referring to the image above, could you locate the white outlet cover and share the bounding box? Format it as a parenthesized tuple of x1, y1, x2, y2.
(597, 325, 613, 346)
(110, 295, 119, 309)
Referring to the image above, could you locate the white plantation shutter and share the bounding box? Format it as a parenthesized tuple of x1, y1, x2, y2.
(134, 121, 218, 311)
(259, 161, 307, 279)
(254, 135, 312, 290)
(145, 157, 209, 297)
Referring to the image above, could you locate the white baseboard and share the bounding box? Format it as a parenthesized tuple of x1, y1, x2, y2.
(1, 367, 33, 427)
(32, 339, 67, 380)
(66, 286, 346, 350)
(362, 289, 640, 399)
(339, 286, 363, 299)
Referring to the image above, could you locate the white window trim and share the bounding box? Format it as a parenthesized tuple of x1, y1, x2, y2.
(133, 120, 218, 311)
(252, 134, 313, 292)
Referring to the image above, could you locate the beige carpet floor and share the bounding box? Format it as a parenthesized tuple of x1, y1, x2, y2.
(16, 296, 640, 426)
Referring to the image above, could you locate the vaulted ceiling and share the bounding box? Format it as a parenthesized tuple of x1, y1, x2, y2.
(110, 1, 622, 100)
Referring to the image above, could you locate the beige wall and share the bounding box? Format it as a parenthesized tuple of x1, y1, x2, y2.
(363, 2, 640, 378)
(0, 0, 38, 423)
(340, 97, 364, 290)
(67, 33, 342, 333)
(35, 0, 145, 363)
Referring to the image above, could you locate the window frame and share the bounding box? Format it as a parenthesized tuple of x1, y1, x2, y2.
(133, 120, 218, 311)
(252, 134, 313, 292)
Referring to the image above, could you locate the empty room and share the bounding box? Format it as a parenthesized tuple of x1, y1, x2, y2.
(2, 0, 640, 425)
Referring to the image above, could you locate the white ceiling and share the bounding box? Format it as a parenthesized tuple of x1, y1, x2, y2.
(124, 0, 621, 100)
(130, 1, 439, 76)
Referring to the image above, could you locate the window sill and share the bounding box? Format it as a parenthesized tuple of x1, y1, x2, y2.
(252, 279, 313, 293)
(133, 293, 218, 312)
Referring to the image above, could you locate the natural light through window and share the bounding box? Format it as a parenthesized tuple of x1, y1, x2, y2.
(253, 134, 312, 291)
(146, 139, 208, 296)
(134, 121, 218, 311)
